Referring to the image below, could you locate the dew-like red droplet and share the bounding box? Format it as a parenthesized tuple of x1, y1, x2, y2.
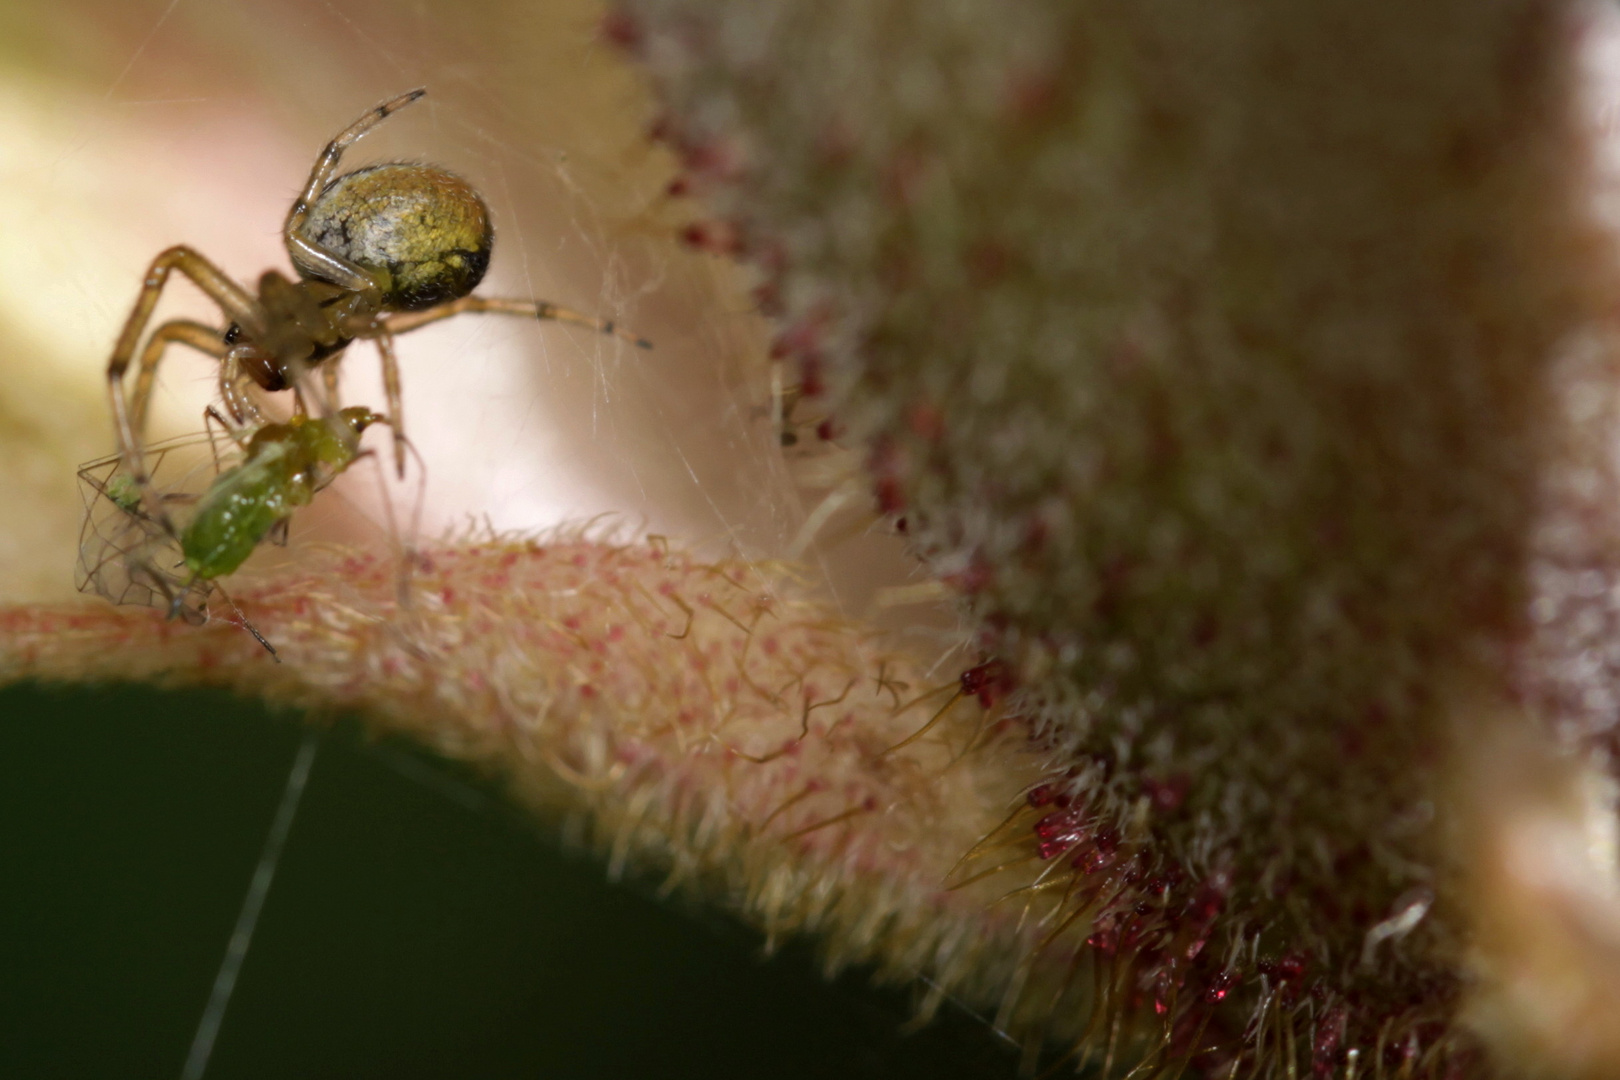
(1033, 808, 1084, 841)
(1203, 969, 1237, 1004)
(1143, 773, 1190, 812)
(874, 477, 905, 514)
(598, 9, 642, 51)
(1073, 846, 1114, 874)
(1038, 837, 1074, 860)
(1187, 882, 1225, 925)
(1312, 1004, 1347, 1077)
(961, 658, 1005, 695)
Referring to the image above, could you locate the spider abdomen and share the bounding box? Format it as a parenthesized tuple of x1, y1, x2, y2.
(296, 163, 492, 311)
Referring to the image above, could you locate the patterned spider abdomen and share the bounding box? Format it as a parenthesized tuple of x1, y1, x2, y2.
(297, 164, 493, 310)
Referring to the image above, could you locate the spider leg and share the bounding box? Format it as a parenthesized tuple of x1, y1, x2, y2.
(374, 330, 408, 479)
(288, 345, 346, 422)
(108, 246, 268, 536)
(283, 89, 425, 292)
(287, 89, 425, 232)
(321, 358, 342, 412)
(219, 348, 269, 428)
(201, 405, 253, 473)
(285, 236, 378, 294)
(128, 320, 227, 436)
(379, 295, 653, 350)
(349, 427, 429, 618)
(210, 579, 279, 659)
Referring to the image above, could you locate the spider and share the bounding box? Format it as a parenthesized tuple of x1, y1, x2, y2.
(107, 87, 650, 529)
(78, 406, 406, 657)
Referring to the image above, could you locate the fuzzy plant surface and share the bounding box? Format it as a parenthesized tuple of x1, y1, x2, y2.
(613, 0, 1620, 1075)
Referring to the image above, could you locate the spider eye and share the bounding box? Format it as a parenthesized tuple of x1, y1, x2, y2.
(223, 324, 242, 346)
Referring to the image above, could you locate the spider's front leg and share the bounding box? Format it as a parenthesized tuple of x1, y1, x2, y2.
(283, 89, 425, 256)
(106, 245, 268, 536)
(127, 320, 227, 436)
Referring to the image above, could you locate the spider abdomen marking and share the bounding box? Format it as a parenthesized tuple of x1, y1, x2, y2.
(295, 163, 493, 311)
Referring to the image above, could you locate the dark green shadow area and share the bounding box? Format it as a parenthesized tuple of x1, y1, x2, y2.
(0, 681, 1021, 1080)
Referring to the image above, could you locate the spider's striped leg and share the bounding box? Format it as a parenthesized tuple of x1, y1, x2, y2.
(321, 359, 343, 415)
(282, 89, 425, 292)
(373, 330, 408, 479)
(106, 246, 265, 535)
(128, 320, 227, 436)
(380, 294, 653, 350)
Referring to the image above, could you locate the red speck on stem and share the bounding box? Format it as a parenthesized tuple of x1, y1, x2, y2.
(1073, 846, 1112, 874)
(1144, 773, 1190, 813)
(775, 309, 830, 359)
(1003, 70, 1061, 122)
(1033, 808, 1085, 841)
(1021, 518, 1049, 554)
(960, 658, 1010, 706)
(966, 238, 1014, 286)
(1258, 953, 1309, 1004)
(814, 118, 858, 167)
(946, 560, 994, 597)
(907, 401, 945, 441)
(752, 280, 782, 316)
(598, 9, 642, 52)
(797, 353, 825, 399)
(1034, 807, 1095, 860)
(1204, 969, 1238, 1004)
(880, 146, 932, 207)
(1192, 613, 1220, 646)
(1072, 825, 1120, 873)
(681, 220, 743, 255)
(1186, 875, 1229, 926)
(874, 477, 906, 515)
(679, 137, 744, 181)
(1313, 1004, 1347, 1077)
